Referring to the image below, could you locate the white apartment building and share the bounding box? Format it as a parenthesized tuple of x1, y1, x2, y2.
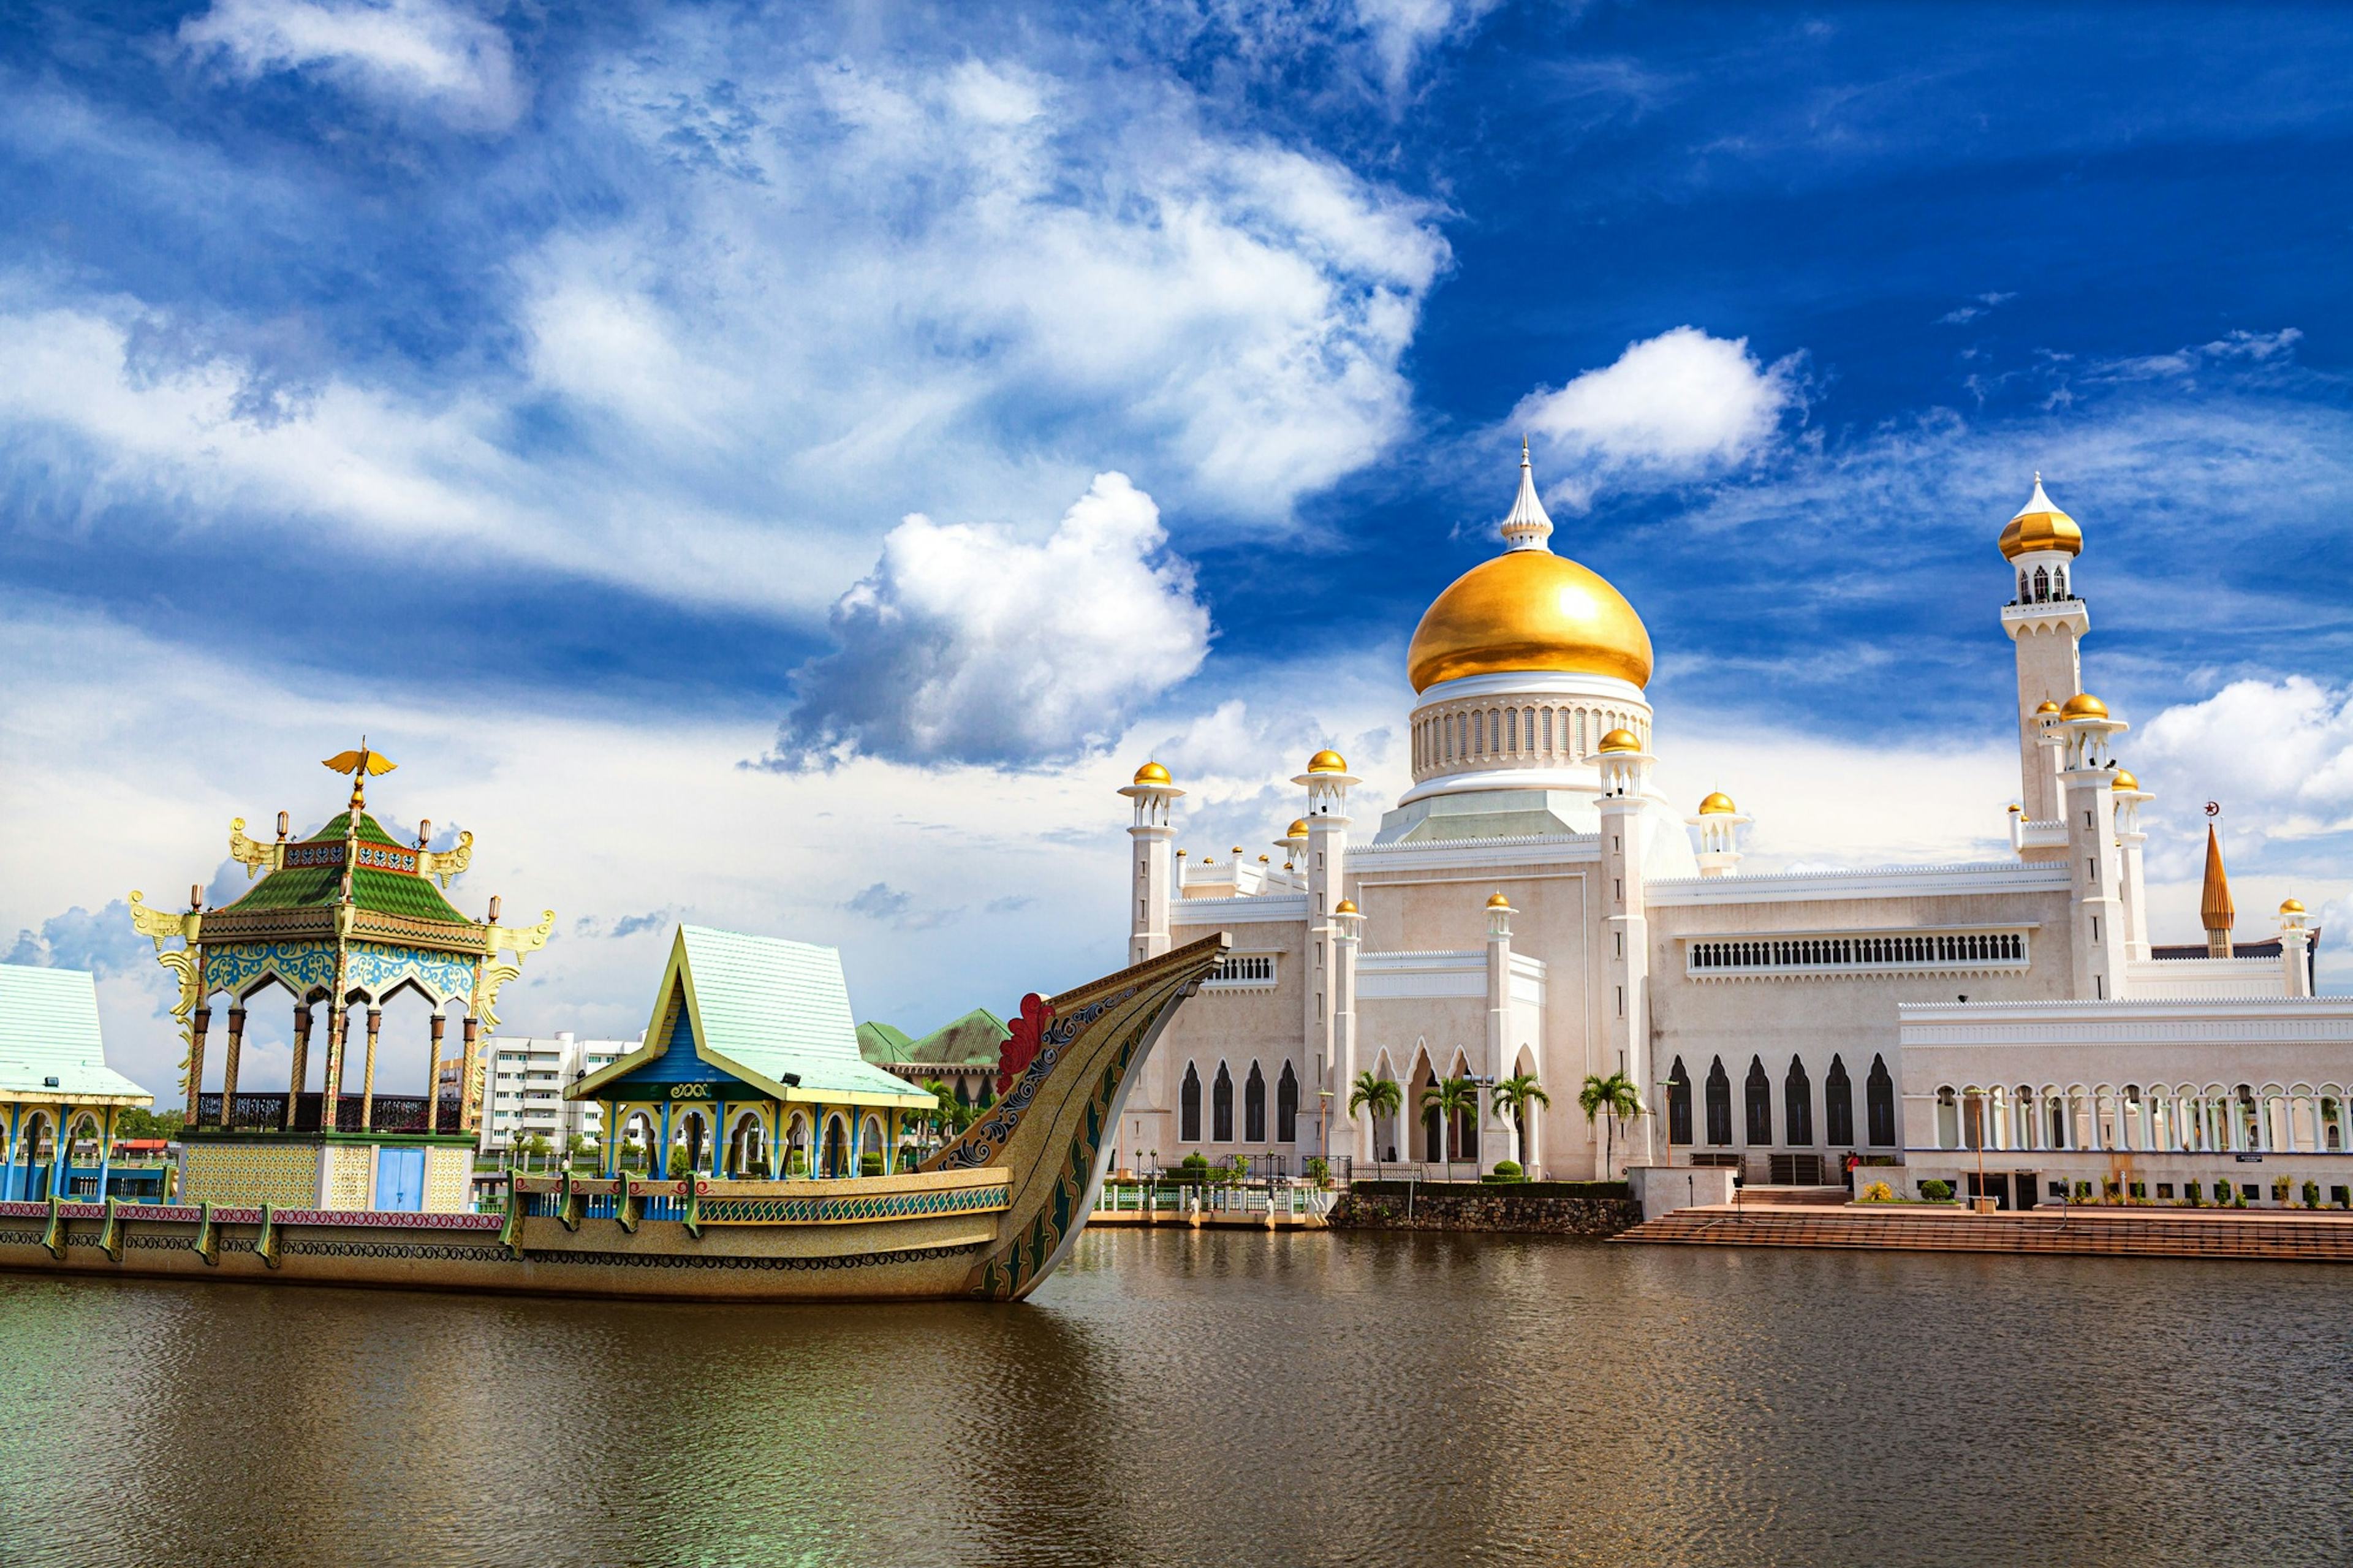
(462, 1032, 638, 1155)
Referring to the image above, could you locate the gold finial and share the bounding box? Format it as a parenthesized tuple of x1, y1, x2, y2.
(275, 810, 289, 841)
(189, 883, 203, 911)
(2033, 469, 2041, 484)
(322, 737, 397, 809)
(1521, 431, 1529, 463)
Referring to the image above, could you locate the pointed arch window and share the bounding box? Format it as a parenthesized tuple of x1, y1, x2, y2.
(1705, 1058, 1732, 1146)
(1212, 1063, 1235, 1142)
(1178, 1064, 1200, 1142)
(1784, 1056, 1814, 1146)
(1825, 1055, 1854, 1146)
(2033, 565, 2050, 602)
(1244, 1061, 1267, 1143)
(1667, 1056, 1693, 1146)
(1421, 1070, 1442, 1161)
(1276, 1062, 1299, 1143)
(2053, 566, 2067, 599)
(1745, 1056, 1773, 1145)
(1866, 1054, 1896, 1146)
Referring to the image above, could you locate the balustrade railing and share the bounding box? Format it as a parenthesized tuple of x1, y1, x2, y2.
(194, 1091, 467, 1134)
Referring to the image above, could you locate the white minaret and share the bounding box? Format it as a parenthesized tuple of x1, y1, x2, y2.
(1330, 897, 1362, 1161)
(1687, 791, 1748, 877)
(1293, 749, 1356, 1161)
(2280, 900, 2316, 999)
(1483, 891, 1514, 1173)
(1118, 761, 1182, 964)
(2052, 694, 2128, 1001)
(1999, 477, 2087, 858)
(2111, 768, 2154, 962)
(1594, 726, 1653, 1175)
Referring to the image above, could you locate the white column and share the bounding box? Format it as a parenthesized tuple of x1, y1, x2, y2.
(1118, 767, 1183, 965)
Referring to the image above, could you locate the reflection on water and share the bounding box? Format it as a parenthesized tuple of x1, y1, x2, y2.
(2, 1230, 2350, 1566)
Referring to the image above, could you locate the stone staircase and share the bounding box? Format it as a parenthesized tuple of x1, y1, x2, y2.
(1615, 1205, 2353, 1263)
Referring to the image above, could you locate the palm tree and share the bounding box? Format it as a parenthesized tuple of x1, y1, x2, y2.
(1578, 1072, 1643, 1173)
(1420, 1076, 1477, 1183)
(1490, 1072, 1552, 1171)
(1347, 1071, 1402, 1179)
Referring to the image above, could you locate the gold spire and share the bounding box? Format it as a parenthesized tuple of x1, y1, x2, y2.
(2200, 825, 2235, 955)
(321, 739, 397, 808)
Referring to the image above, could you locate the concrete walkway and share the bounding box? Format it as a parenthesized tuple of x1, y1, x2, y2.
(1616, 1202, 2353, 1263)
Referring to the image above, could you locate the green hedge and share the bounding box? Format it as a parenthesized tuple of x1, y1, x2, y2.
(1351, 1179, 1632, 1202)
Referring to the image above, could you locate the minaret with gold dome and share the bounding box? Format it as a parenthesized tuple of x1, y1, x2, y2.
(1385, 443, 1669, 842)
(2000, 475, 2087, 855)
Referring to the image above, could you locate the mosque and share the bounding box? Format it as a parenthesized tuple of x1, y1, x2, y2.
(1110, 453, 2349, 1203)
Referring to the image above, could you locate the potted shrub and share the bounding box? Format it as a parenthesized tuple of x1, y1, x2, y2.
(1305, 1156, 1332, 1189)
(2272, 1178, 2291, 1203)
(2184, 1181, 2202, 1206)
(1481, 1159, 1527, 1184)
(2073, 1180, 2093, 1203)
(1919, 1178, 1953, 1203)
(2303, 1180, 2322, 1208)
(2215, 1177, 2234, 1205)
(1860, 1180, 1894, 1203)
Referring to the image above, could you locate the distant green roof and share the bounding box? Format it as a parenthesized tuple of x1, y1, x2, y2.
(906, 1007, 1009, 1067)
(855, 1021, 915, 1064)
(575, 926, 929, 1108)
(0, 965, 151, 1103)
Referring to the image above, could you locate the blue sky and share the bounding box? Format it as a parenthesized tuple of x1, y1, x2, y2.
(5, 1, 2351, 1094)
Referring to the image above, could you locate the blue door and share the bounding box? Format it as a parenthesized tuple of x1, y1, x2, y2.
(377, 1147, 426, 1211)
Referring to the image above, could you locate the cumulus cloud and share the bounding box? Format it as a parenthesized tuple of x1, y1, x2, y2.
(6, 901, 154, 979)
(178, 0, 525, 131)
(2132, 676, 2353, 868)
(767, 474, 1212, 771)
(1511, 326, 1805, 507)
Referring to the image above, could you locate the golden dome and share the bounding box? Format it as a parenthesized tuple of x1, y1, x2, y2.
(1257, 854, 1270, 863)
(1132, 760, 1171, 786)
(1596, 727, 1641, 754)
(2281, 898, 2305, 914)
(1698, 791, 1737, 816)
(1285, 819, 1309, 838)
(1998, 476, 2083, 560)
(2060, 692, 2108, 719)
(2111, 770, 2139, 792)
(1306, 749, 1347, 774)
(2034, 699, 2061, 716)
(1334, 898, 1358, 915)
(1485, 892, 1512, 909)
(1406, 549, 1653, 692)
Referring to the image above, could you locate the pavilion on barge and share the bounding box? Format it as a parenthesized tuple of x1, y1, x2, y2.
(0, 965, 152, 1202)
(130, 744, 552, 1212)
(570, 924, 936, 1181)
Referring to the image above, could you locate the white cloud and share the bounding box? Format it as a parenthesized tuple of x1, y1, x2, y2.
(1351, 0, 1506, 90)
(178, 0, 525, 132)
(4, 37, 1447, 621)
(1512, 326, 1805, 507)
(769, 474, 1213, 770)
(1937, 290, 2017, 325)
(2133, 676, 2353, 865)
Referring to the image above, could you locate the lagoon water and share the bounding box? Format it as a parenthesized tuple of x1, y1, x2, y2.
(1, 1228, 2349, 1567)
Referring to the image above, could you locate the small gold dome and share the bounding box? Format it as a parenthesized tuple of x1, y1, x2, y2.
(1406, 550, 1653, 692)
(2282, 898, 2305, 914)
(1257, 854, 1269, 863)
(2007, 803, 2022, 813)
(2034, 699, 2061, 716)
(1998, 477, 2083, 560)
(1286, 819, 1309, 838)
(1596, 727, 1641, 754)
(1698, 791, 1737, 816)
(1485, 892, 1512, 909)
(1334, 898, 1358, 915)
(2111, 770, 2139, 792)
(2060, 692, 2109, 719)
(1132, 760, 1171, 786)
(1306, 749, 1347, 774)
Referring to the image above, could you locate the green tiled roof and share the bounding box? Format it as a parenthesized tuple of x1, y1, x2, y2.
(855, 1021, 916, 1063)
(0, 965, 151, 1102)
(217, 861, 468, 925)
(313, 811, 407, 849)
(579, 926, 930, 1107)
(906, 1007, 1009, 1067)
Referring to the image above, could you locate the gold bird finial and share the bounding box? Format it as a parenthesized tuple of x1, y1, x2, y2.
(322, 737, 397, 808)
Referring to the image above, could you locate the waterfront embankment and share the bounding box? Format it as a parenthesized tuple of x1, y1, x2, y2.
(1618, 1200, 2353, 1263)
(1328, 1179, 1642, 1237)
